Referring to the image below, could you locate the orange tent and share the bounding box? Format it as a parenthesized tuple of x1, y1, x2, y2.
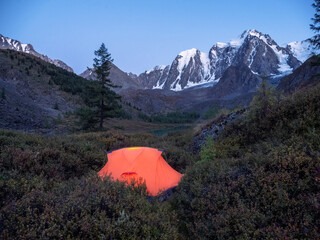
(98, 147, 183, 196)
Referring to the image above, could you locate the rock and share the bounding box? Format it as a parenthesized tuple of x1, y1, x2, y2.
(191, 109, 246, 153)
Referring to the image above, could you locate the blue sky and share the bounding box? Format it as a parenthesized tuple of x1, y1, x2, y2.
(0, 0, 315, 74)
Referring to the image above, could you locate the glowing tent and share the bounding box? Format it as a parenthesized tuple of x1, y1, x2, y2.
(98, 147, 183, 196)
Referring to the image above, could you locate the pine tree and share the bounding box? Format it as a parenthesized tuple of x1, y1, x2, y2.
(247, 79, 278, 123)
(79, 43, 121, 130)
(309, 0, 320, 49)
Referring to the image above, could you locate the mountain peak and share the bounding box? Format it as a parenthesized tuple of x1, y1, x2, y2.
(146, 65, 167, 74)
(178, 48, 198, 57)
(228, 29, 265, 47)
(240, 29, 264, 38)
(215, 42, 228, 48)
(176, 48, 201, 72)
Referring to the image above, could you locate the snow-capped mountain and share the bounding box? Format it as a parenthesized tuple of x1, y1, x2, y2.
(138, 30, 313, 91)
(0, 34, 74, 72)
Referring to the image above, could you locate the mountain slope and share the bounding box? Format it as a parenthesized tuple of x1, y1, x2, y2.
(277, 55, 320, 93)
(80, 63, 142, 91)
(209, 64, 261, 98)
(0, 34, 74, 72)
(0, 49, 90, 131)
(138, 65, 170, 89)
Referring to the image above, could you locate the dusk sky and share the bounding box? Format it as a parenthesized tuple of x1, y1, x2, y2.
(0, 0, 315, 74)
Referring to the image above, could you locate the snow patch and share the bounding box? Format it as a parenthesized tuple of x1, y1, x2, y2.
(171, 81, 182, 91)
(185, 78, 210, 88)
(230, 37, 244, 48)
(199, 51, 211, 78)
(153, 80, 166, 89)
(177, 48, 198, 72)
(186, 80, 218, 90)
(287, 40, 315, 63)
(269, 44, 292, 72)
(21, 43, 28, 52)
(270, 70, 293, 78)
(216, 42, 227, 48)
(146, 65, 167, 74)
(248, 42, 258, 68)
(13, 41, 19, 49)
(262, 45, 267, 57)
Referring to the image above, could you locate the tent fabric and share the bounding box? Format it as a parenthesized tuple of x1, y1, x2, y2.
(98, 147, 183, 196)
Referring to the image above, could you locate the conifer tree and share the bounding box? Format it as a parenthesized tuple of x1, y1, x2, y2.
(1, 87, 6, 100)
(78, 43, 121, 130)
(248, 79, 278, 123)
(309, 0, 320, 49)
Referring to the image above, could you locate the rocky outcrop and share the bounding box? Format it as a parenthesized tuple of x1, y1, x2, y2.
(209, 64, 261, 98)
(137, 65, 170, 89)
(191, 109, 246, 153)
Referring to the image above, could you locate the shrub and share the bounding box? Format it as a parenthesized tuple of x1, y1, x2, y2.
(54, 102, 59, 110)
(1, 176, 180, 239)
(1, 87, 5, 100)
(172, 137, 320, 239)
(0, 129, 193, 239)
(199, 137, 216, 164)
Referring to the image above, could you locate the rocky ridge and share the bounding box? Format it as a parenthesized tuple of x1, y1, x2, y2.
(0, 34, 74, 72)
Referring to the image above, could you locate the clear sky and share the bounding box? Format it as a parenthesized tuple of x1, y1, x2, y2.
(0, 0, 315, 74)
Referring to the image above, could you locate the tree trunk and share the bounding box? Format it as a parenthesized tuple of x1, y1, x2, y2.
(100, 98, 104, 130)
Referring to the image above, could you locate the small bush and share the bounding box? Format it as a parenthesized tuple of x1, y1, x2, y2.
(1, 87, 5, 100)
(1, 176, 179, 239)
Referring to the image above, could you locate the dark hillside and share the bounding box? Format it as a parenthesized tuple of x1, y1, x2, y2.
(0, 49, 119, 132)
(277, 55, 320, 93)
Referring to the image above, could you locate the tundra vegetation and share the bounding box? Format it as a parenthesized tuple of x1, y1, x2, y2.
(1, 79, 320, 239)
